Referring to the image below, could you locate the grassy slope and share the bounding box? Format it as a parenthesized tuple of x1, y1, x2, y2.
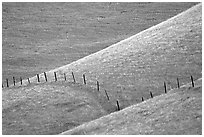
(2, 81, 114, 135)
(2, 2, 197, 83)
(2, 3, 201, 135)
(18, 3, 201, 109)
(61, 78, 202, 135)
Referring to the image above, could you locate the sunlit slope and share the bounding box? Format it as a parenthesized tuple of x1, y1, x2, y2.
(19, 3, 201, 108)
(61, 78, 202, 135)
(2, 82, 109, 135)
(2, 2, 197, 81)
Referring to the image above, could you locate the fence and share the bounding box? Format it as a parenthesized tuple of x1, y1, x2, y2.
(2, 71, 197, 111)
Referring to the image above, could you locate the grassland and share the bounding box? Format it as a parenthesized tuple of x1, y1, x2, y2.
(18, 3, 201, 109)
(2, 3, 201, 135)
(61, 78, 202, 135)
(2, 81, 116, 134)
(2, 2, 197, 83)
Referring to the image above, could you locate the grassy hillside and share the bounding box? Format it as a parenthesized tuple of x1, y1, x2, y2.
(17, 3, 202, 109)
(2, 2, 197, 83)
(61, 78, 202, 135)
(2, 80, 117, 134)
(2, 3, 201, 135)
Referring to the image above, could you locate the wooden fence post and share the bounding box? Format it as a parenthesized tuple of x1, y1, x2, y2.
(97, 81, 99, 91)
(104, 90, 109, 100)
(116, 100, 120, 111)
(177, 78, 180, 88)
(64, 73, 66, 81)
(54, 72, 57, 81)
(44, 72, 47, 82)
(13, 76, 15, 86)
(150, 91, 153, 98)
(191, 75, 194, 87)
(164, 81, 167, 93)
(6, 79, 9, 87)
(72, 72, 76, 83)
(83, 74, 86, 85)
(28, 78, 30, 84)
(37, 74, 40, 82)
(20, 77, 22, 85)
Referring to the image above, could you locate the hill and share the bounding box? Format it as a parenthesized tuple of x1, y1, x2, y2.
(18, 3, 202, 109)
(2, 3, 202, 135)
(2, 80, 117, 134)
(2, 2, 198, 83)
(61, 78, 202, 135)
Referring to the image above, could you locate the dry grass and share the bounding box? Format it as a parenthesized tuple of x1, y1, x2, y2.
(2, 81, 110, 134)
(2, 3, 202, 135)
(61, 78, 202, 135)
(2, 2, 197, 82)
(16, 3, 202, 108)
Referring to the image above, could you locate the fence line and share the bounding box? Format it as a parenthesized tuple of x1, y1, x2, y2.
(116, 100, 120, 111)
(2, 72, 198, 112)
(104, 90, 109, 100)
(177, 78, 180, 88)
(13, 76, 15, 86)
(44, 72, 48, 82)
(37, 74, 40, 82)
(28, 78, 30, 84)
(64, 73, 67, 81)
(72, 72, 76, 83)
(97, 81, 99, 91)
(83, 74, 86, 85)
(20, 77, 22, 85)
(2, 73, 197, 92)
(164, 81, 167, 93)
(6, 79, 9, 87)
(150, 91, 153, 98)
(54, 72, 57, 81)
(191, 75, 194, 87)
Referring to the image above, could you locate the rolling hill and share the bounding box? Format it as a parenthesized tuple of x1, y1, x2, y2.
(61, 78, 202, 135)
(2, 81, 115, 134)
(18, 2, 202, 108)
(2, 3, 202, 135)
(2, 2, 198, 83)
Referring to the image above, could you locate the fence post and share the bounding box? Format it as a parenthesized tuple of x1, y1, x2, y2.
(104, 90, 109, 100)
(150, 91, 153, 98)
(13, 76, 15, 86)
(191, 75, 194, 87)
(20, 77, 22, 85)
(142, 97, 144, 102)
(83, 74, 86, 85)
(116, 100, 120, 111)
(28, 78, 30, 84)
(6, 79, 9, 87)
(72, 72, 76, 83)
(44, 72, 47, 82)
(64, 73, 66, 81)
(177, 78, 180, 88)
(164, 81, 167, 93)
(97, 81, 99, 91)
(54, 72, 57, 81)
(37, 74, 40, 82)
